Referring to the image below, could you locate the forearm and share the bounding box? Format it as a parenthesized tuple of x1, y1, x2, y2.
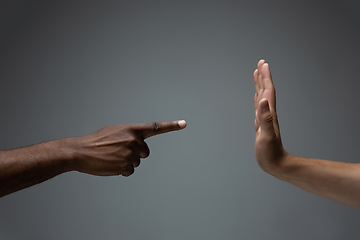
(270, 154, 360, 208)
(0, 138, 74, 197)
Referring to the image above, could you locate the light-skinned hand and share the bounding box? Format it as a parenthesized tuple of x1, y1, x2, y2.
(253, 60, 288, 173)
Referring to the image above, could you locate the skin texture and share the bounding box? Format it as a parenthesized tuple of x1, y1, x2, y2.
(253, 59, 360, 208)
(0, 120, 187, 197)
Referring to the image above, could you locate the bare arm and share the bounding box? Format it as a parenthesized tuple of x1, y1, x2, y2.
(0, 139, 73, 197)
(253, 60, 360, 208)
(0, 120, 187, 197)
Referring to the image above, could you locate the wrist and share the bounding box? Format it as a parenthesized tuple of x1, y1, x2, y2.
(265, 151, 294, 181)
(52, 137, 78, 173)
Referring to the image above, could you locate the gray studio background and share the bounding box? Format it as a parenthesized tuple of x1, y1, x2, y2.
(1, 0, 360, 239)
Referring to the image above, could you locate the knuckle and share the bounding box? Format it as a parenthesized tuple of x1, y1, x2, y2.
(125, 138, 139, 148)
(112, 165, 123, 175)
(262, 113, 273, 123)
(120, 161, 132, 168)
(123, 148, 134, 158)
(152, 122, 160, 132)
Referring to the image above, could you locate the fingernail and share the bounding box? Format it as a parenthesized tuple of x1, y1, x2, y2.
(178, 120, 187, 128)
(261, 99, 269, 110)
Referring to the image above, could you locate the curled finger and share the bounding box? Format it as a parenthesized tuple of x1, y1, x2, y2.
(121, 166, 135, 177)
(132, 157, 141, 168)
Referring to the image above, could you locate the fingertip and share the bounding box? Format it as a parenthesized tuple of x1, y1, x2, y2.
(122, 167, 135, 177)
(257, 60, 265, 74)
(261, 63, 272, 78)
(140, 151, 149, 159)
(178, 120, 187, 129)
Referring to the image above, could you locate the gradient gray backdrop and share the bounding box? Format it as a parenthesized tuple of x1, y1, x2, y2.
(1, 0, 360, 239)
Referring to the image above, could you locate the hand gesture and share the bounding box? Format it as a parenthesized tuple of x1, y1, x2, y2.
(253, 60, 288, 173)
(72, 120, 187, 177)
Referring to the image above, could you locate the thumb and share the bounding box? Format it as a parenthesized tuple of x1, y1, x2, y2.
(258, 98, 276, 138)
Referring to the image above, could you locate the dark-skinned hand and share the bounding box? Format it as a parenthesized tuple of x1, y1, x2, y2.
(70, 120, 187, 177)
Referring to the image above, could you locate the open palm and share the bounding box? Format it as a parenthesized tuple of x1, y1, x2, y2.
(253, 60, 288, 173)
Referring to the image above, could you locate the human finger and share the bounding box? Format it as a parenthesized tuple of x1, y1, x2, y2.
(254, 69, 260, 94)
(255, 118, 259, 132)
(261, 63, 277, 112)
(121, 166, 135, 177)
(132, 157, 141, 168)
(258, 98, 276, 139)
(135, 120, 187, 139)
(261, 63, 275, 91)
(254, 93, 259, 131)
(254, 92, 258, 112)
(257, 59, 265, 90)
(139, 141, 150, 159)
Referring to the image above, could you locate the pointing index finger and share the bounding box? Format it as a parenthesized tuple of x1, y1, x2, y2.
(136, 120, 187, 139)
